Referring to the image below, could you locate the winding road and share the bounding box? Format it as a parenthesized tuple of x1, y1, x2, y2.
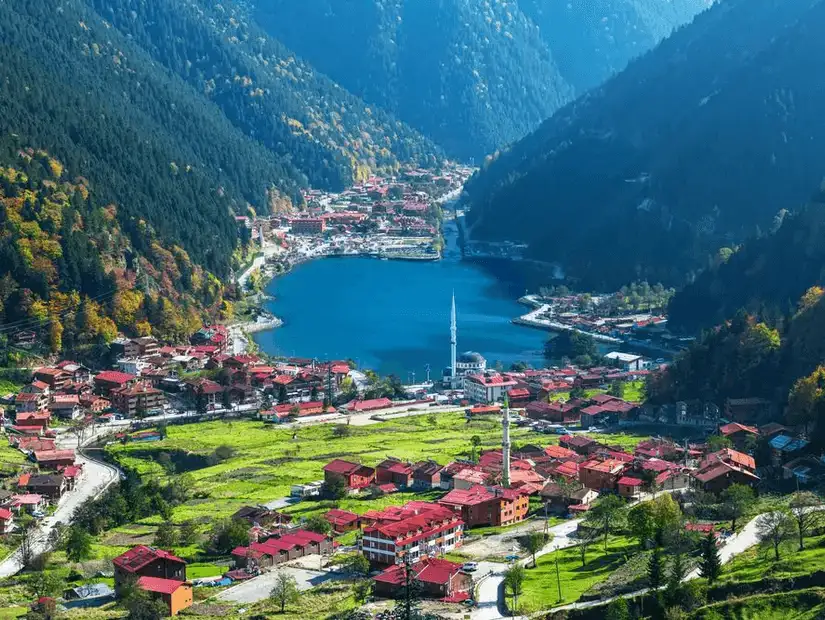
(0, 430, 121, 578)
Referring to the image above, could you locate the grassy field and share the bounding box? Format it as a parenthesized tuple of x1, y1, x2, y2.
(691, 588, 825, 620)
(0, 380, 21, 396)
(106, 412, 555, 523)
(517, 535, 636, 614)
(718, 532, 825, 585)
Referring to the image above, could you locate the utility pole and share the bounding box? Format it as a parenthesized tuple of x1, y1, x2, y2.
(555, 548, 562, 603)
(326, 364, 333, 409)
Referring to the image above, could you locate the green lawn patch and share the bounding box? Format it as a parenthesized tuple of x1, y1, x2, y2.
(187, 562, 225, 579)
(719, 532, 825, 585)
(106, 413, 549, 523)
(691, 587, 825, 620)
(517, 535, 636, 614)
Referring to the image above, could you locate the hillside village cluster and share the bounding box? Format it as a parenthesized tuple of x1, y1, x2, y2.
(0, 314, 816, 616)
(233, 164, 473, 266)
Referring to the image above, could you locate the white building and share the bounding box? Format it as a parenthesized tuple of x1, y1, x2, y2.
(463, 372, 518, 404)
(604, 351, 648, 372)
(116, 358, 149, 377)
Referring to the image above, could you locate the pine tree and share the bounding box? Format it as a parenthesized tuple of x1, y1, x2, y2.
(647, 546, 664, 590)
(699, 530, 721, 584)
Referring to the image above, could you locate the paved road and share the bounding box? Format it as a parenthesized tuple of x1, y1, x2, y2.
(0, 432, 120, 578)
(474, 519, 582, 620)
(216, 558, 340, 604)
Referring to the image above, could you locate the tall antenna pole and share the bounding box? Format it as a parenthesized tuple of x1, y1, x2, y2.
(502, 393, 511, 488)
(450, 291, 457, 388)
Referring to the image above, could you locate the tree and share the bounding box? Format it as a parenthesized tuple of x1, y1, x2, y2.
(353, 578, 372, 603)
(470, 435, 482, 463)
(124, 587, 167, 620)
(277, 384, 288, 404)
(789, 491, 822, 550)
(665, 551, 687, 605)
(608, 381, 625, 399)
(156, 421, 168, 440)
(721, 484, 755, 531)
(26, 571, 62, 599)
(756, 511, 794, 562)
(651, 494, 683, 545)
(521, 532, 545, 568)
(18, 519, 36, 568)
(787, 366, 825, 436)
(332, 424, 351, 438)
(211, 518, 249, 554)
(179, 521, 198, 546)
(706, 435, 731, 452)
(628, 502, 656, 549)
(154, 521, 178, 548)
(587, 495, 626, 551)
(503, 564, 526, 613)
(305, 514, 332, 536)
(270, 572, 300, 613)
(342, 553, 370, 577)
(577, 526, 600, 566)
(606, 597, 631, 620)
(64, 525, 92, 563)
(698, 530, 721, 584)
(544, 330, 597, 364)
(324, 475, 348, 500)
(648, 546, 664, 589)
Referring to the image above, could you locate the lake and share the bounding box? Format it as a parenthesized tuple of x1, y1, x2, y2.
(253, 256, 549, 378)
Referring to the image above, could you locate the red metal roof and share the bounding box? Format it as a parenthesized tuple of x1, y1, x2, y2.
(323, 459, 360, 475)
(137, 576, 185, 595)
(94, 371, 136, 384)
(113, 545, 185, 573)
(618, 476, 643, 486)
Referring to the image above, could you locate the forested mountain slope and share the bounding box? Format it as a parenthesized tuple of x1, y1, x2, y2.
(462, 0, 825, 290)
(669, 196, 825, 333)
(0, 0, 439, 280)
(0, 146, 224, 361)
(254, 0, 709, 159)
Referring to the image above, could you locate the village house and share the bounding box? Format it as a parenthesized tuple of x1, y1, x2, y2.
(111, 383, 165, 416)
(110, 338, 140, 359)
(438, 485, 529, 528)
(376, 458, 415, 488)
(411, 461, 443, 490)
(559, 435, 600, 456)
(463, 372, 518, 404)
(14, 392, 46, 414)
(33, 367, 71, 391)
(94, 371, 137, 396)
(451, 469, 491, 490)
(35, 449, 76, 469)
(324, 509, 362, 533)
(540, 482, 598, 515)
(360, 502, 464, 565)
(579, 459, 627, 492)
(725, 397, 775, 423)
(719, 422, 759, 450)
(22, 473, 66, 501)
(19, 380, 50, 397)
(14, 411, 50, 434)
(49, 394, 82, 420)
(769, 434, 811, 466)
(347, 398, 393, 413)
(617, 476, 644, 499)
(137, 577, 193, 616)
(323, 459, 375, 491)
(231, 530, 334, 569)
(113, 546, 187, 591)
(9, 494, 46, 513)
(372, 557, 472, 601)
(0, 508, 14, 534)
(231, 506, 292, 529)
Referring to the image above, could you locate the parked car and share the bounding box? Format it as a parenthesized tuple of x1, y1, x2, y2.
(461, 562, 479, 573)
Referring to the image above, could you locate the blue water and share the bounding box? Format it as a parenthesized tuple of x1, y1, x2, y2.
(253, 257, 549, 377)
